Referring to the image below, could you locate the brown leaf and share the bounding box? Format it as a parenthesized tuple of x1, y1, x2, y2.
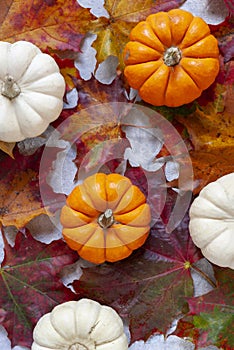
(89, 0, 185, 68)
(0, 0, 92, 51)
(190, 148, 234, 194)
(176, 61, 234, 193)
(0, 141, 15, 158)
(0, 149, 50, 228)
(74, 75, 128, 109)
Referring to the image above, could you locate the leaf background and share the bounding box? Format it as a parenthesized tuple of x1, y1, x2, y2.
(0, 0, 233, 348)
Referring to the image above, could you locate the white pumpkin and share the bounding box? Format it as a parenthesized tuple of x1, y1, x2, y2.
(32, 298, 128, 350)
(0, 41, 65, 142)
(189, 172, 234, 269)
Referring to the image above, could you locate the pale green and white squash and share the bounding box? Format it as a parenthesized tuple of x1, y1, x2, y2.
(189, 172, 234, 269)
(32, 298, 128, 350)
(0, 41, 65, 142)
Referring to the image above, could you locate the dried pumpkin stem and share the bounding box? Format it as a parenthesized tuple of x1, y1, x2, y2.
(1, 75, 21, 100)
(163, 46, 182, 67)
(98, 209, 115, 229)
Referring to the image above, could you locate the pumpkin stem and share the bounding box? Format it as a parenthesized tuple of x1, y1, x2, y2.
(98, 209, 115, 229)
(163, 46, 182, 67)
(1, 75, 21, 100)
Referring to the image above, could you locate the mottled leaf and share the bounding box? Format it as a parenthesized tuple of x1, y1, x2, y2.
(0, 149, 48, 228)
(0, 231, 77, 347)
(0, 0, 92, 51)
(176, 267, 234, 349)
(176, 60, 234, 193)
(88, 0, 185, 68)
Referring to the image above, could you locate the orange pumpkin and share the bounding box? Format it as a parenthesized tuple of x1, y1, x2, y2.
(123, 9, 220, 107)
(60, 173, 151, 264)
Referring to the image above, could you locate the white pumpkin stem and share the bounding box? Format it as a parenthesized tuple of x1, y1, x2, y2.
(163, 46, 182, 66)
(1, 75, 21, 99)
(98, 208, 115, 229)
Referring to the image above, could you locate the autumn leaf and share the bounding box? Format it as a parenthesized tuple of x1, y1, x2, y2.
(176, 267, 234, 349)
(71, 211, 202, 343)
(88, 0, 185, 68)
(0, 142, 15, 159)
(175, 60, 234, 193)
(0, 0, 92, 52)
(0, 230, 77, 348)
(0, 148, 48, 228)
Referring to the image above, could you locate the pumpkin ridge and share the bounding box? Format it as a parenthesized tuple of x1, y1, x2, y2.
(63, 224, 97, 250)
(179, 17, 210, 49)
(82, 180, 104, 213)
(112, 225, 149, 250)
(196, 225, 229, 250)
(162, 64, 171, 100)
(169, 17, 191, 47)
(180, 29, 209, 50)
(144, 61, 164, 85)
(139, 63, 170, 106)
(106, 174, 132, 211)
(108, 226, 127, 247)
(76, 228, 97, 253)
(8, 42, 40, 81)
(124, 60, 163, 91)
(20, 92, 62, 122)
(181, 65, 201, 89)
(178, 64, 201, 90)
(180, 57, 219, 90)
(182, 33, 210, 52)
(14, 98, 47, 138)
(201, 197, 234, 217)
(135, 39, 163, 55)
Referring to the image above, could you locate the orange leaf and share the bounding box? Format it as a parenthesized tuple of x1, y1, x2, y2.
(176, 61, 234, 193)
(0, 168, 48, 228)
(0, 0, 92, 51)
(0, 149, 51, 228)
(0, 141, 15, 158)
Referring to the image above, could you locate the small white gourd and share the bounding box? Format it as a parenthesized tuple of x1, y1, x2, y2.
(32, 298, 128, 350)
(0, 41, 65, 142)
(189, 172, 234, 269)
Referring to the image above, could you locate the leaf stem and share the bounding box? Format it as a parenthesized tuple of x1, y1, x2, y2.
(191, 264, 217, 289)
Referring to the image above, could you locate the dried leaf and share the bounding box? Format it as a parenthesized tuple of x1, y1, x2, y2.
(180, 0, 229, 25)
(176, 61, 234, 193)
(94, 55, 119, 84)
(129, 334, 195, 350)
(176, 267, 234, 349)
(63, 88, 79, 110)
(0, 0, 92, 51)
(0, 231, 77, 347)
(74, 33, 97, 81)
(89, 0, 185, 68)
(78, 0, 109, 18)
(0, 142, 15, 159)
(0, 149, 49, 228)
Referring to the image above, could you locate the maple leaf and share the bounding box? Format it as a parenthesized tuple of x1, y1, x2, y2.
(0, 0, 92, 52)
(87, 0, 185, 68)
(0, 148, 48, 228)
(176, 267, 234, 349)
(0, 230, 77, 348)
(71, 212, 202, 343)
(175, 60, 234, 193)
